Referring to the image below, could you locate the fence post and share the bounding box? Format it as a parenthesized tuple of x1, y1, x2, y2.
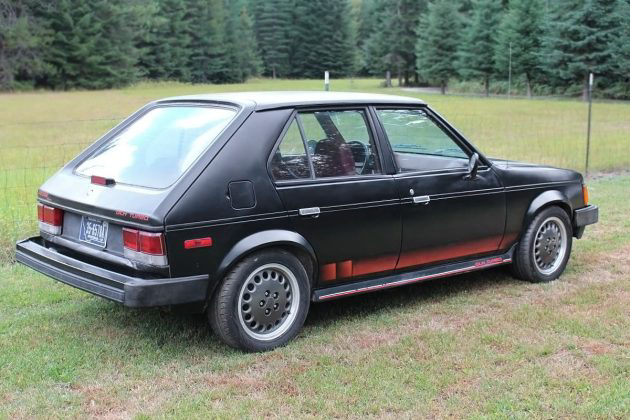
(324, 71, 330, 91)
(508, 42, 512, 99)
(585, 73, 593, 177)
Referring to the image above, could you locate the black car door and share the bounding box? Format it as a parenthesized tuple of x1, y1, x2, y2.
(269, 108, 401, 285)
(373, 107, 506, 270)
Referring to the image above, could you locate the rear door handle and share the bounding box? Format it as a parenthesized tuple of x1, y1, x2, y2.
(412, 195, 430, 205)
(299, 207, 320, 217)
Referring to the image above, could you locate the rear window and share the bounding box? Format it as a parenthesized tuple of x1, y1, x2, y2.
(75, 106, 236, 188)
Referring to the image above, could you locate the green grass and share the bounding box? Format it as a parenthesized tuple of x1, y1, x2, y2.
(0, 174, 629, 418)
(1, 78, 629, 260)
(0, 79, 629, 416)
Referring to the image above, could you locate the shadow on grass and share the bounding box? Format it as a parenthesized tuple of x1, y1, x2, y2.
(306, 266, 521, 328)
(72, 266, 522, 353)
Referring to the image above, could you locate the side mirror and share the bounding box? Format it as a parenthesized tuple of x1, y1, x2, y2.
(466, 153, 480, 180)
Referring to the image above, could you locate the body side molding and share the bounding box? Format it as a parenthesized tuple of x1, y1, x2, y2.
(313, 246, 515, 301)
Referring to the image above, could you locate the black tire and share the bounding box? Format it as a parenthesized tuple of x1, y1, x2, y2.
(208, 248, 310, 352)
(511, 206, 573, 283)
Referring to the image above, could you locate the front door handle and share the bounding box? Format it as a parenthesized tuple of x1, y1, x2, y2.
(412, 195, 431, 205)
(299, 207, 320, 217)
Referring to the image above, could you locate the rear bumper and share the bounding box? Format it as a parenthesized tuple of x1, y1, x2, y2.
(16, 237, 208, 308)
(573, 205, 598, 239)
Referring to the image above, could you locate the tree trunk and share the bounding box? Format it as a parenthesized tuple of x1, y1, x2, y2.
(440, 82, 446, 95)
(484, 77, 489, 97)
(272, 66, 276, 80)
(414, 72, 419, 85)
(404, 71, 409, 86)
(385, 70, 392, 88)
(397, 64, 402, 87)
(526, 75, 532, 98)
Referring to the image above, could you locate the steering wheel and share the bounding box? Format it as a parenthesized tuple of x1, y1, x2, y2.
(347, 141, 369, 174)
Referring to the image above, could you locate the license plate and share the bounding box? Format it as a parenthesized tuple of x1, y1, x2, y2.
(79, 216, 109, 248)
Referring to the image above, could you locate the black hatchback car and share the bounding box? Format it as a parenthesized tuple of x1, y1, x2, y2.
(16, 92, 598, 351)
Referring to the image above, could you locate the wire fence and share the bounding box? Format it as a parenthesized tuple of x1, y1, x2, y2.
(1, 100, 629, 264)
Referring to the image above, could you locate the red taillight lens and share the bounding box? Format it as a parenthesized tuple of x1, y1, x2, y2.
(37, 203, 63, 234)
(139, 231, 165, 255)
(122, 228, 139, 251)
(37, 203, 63, 226)
(122, 228, 167, 266)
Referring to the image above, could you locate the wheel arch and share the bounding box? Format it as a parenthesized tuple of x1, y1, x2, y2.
(211, 230, 317, 298)
(523, 190, 572, 231)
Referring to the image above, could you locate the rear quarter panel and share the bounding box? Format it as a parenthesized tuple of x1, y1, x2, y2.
(164, 109, 294, 280)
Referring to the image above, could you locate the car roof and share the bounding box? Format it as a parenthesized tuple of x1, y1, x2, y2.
(157, 91, 426, 111)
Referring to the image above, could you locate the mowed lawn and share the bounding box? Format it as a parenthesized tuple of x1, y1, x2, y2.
(1, 78, 630, 259)
(0, 175, 629, 416)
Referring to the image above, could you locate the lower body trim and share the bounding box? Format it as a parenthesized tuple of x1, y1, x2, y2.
(313, 247, 514, 301)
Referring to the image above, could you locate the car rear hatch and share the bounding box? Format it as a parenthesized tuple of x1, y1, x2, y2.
(33, 104, 241, 273)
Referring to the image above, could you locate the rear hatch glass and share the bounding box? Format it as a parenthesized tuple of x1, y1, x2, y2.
(75, 105, 236, 189)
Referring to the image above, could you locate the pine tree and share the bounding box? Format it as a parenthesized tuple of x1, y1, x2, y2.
(252, 0, 291, 78)
(291, 0, 355, 78)
(227, 1, 262, 82)
(494, 0, 544, 98)
(136, 0, 191, 81)
(613, 0, 630, 97)
(457, 0, 502, 96)
(362, 0, 393, 77)
(188, 0, 229, 83)
(415, 0, 460, 94)
(36, 0, 139, 89)
(542, 0, 628, 100)
(0, 0, 43, 90)
(388, 0, 427, 85)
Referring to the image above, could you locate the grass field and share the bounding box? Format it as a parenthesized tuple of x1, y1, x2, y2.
(1, 78, 630, 259)
(1, 173, 629, 418)
(1, 79, 629, 417)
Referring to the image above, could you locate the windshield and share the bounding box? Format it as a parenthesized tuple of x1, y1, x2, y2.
(75, 106, 236, 188)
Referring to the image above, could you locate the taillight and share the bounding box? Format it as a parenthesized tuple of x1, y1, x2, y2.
(122, 227, 167, 266)
(582, 185, 589, 206)
(37, 203, 63, 235)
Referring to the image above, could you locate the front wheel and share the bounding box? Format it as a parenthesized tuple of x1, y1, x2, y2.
(208, 249, 310, 352)
(512, 206, 573, 283)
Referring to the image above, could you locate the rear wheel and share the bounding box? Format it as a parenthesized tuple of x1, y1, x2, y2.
(208, 249, 310, 352)
(512, 206, 572, 283)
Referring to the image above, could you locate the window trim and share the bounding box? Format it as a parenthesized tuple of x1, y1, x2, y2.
(267, 106, 389, 185)
(373, 105, 490, 176)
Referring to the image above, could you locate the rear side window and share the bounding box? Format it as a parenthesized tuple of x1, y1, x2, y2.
(75, 106, 236, 188)
(270, 119, 311, 181)
(270, 109, 380, 181)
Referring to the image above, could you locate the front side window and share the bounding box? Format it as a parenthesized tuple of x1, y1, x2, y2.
(377, 109, 469, 172)
(271, 109, 380, 181)
(75, 106, 236, 188)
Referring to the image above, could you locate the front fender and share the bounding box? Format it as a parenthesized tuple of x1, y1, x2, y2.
(524, 189, 572, 229)
(215, 229, 316, 286)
